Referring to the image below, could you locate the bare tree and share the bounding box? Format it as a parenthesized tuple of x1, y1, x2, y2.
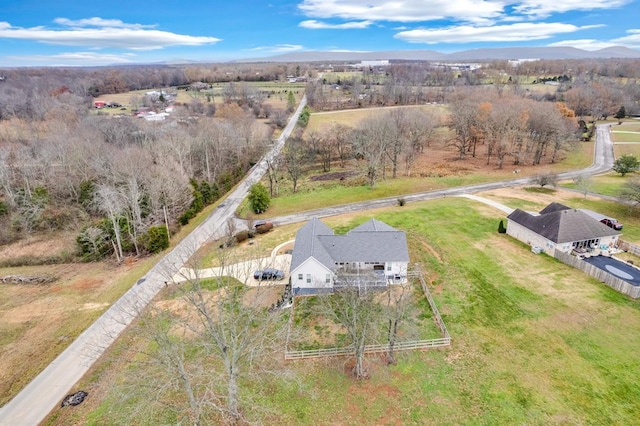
(93, 184, 125, 262)
(353, 114, 393, 188)
(384, 282, 412, 365)
(317, 280, 382, 379)
(283, 137, 307, 193)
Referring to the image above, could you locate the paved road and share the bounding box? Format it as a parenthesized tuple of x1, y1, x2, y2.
(0, 117, 613, 425)
(0, 97, 307, 425)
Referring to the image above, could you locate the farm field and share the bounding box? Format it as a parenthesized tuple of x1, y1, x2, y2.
(92, 82, 306, 115)
(44, 192, 640, 425)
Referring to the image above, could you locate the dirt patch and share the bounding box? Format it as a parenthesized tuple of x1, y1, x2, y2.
(72, 278, 103, 291)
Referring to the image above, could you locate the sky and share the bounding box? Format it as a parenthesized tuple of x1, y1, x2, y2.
(0, 0, 639, 67)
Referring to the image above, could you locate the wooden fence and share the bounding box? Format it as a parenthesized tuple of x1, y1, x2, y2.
(617, 239, 640, 257)
(284, 268, 451, 360)
(553, 250, 640, 299)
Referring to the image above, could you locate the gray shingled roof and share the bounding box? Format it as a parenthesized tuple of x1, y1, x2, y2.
(290, 218, 335, 271)
(350, 218, 398, 233)
(290, 218, 409, 272)
(507, 204, 620, 243)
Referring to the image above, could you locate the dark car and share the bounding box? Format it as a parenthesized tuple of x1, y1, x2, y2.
(253, 268, 285, 280)
(601, 218, 623, 230)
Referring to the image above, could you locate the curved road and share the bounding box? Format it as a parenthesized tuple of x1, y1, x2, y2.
(0, 116, 613, 424)
(0, 97, 308, 425)
(271, 124, 615, 226)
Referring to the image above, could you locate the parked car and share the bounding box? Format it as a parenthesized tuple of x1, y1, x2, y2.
(253, 268, 285, 280)
(601, 218, 623, 230)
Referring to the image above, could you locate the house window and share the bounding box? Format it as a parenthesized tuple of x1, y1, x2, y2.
(306, 274, 311, 284)
(325, 274, 331, 284)
(298, 274, 303, 280)
(386, 264, 391, 271)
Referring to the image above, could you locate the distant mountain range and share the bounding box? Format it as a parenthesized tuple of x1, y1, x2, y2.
(234, 46, 640, 63)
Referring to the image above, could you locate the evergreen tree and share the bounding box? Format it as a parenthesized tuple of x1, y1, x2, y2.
(248, 183, 270, 214)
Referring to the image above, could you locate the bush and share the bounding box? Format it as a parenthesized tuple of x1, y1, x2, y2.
(248, 183, 270, 214)
(235, 230, 250, 243)
(255, 222, 273, 234)
(498, 220, 506, 234)
(141, 225, 169, 253)
(613, 154, 640, 177)
(397, 198, 406, 207)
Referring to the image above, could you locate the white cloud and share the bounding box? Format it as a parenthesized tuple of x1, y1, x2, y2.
(513, 0, 631, 19)
(0, 19, 221, 50)
(53, 17, 154, 29)
(297, 0, 631, 26)
(394, 22, 592, 44)
(547, 39, 618, 50)
(249, 44, 304, 52)
(299, 20, 373, 29)
(610, 29, 640, 49)
(298, 0, 504, 22)
(5, 51, 137, 66)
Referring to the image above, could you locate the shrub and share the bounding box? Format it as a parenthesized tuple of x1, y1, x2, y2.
(248, 183, 270, 214)
(613, 154, 640, 177)
(255, 222, 273, 234)
(235, 230, 250, 243)
(397, 198, 406, 207)
(141, 225, 169, 253)
(498, 220, 507, 234)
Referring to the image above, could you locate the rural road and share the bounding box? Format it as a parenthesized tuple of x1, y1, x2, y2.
(0, 115, 613, 424)
(269, 123, 615, 226)
(0, 97, 307, 425)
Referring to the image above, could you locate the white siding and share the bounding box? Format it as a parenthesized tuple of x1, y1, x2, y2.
(291, 257, 333, 291)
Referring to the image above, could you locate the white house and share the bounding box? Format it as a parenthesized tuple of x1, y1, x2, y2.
(506, 202, 620, 255)
(289, 218, 409, 295)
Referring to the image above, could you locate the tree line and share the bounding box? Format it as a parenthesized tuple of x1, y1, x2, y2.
(0, 105, 272, 262)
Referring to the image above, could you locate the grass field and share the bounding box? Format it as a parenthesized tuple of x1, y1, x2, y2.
(45, 195, 640, 425)
(611, 132, 640, 143)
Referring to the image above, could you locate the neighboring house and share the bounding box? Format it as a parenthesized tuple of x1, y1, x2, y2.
(290, 218, 409, 295)
(506, 202, 621, 255)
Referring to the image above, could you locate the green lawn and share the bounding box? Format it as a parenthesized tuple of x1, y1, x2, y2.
(48, 198, 640, 425)
(611, 132, 640, 143)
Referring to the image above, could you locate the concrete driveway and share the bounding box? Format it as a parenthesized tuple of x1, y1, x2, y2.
(174, 254, 292, 286)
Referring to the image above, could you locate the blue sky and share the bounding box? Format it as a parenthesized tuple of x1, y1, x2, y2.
(0, 0, 638, 67)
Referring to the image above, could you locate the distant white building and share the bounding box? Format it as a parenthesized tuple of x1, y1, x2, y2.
(360, 60, 390, 67)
